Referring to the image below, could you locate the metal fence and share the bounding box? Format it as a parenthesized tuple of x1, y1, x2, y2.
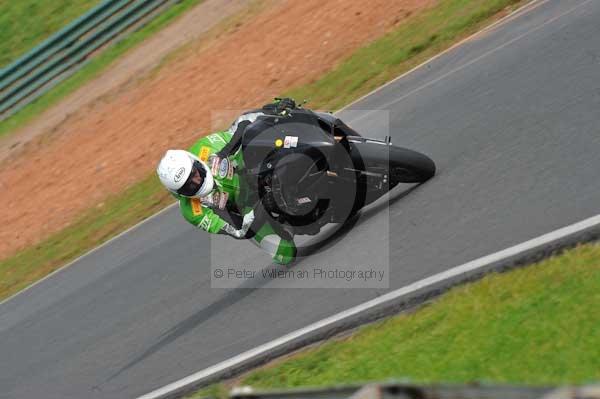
(0, 0, 179, 120)
(224, 382, 600, 399)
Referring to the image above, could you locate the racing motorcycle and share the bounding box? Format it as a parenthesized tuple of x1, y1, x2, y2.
(239, 108, 435, 236)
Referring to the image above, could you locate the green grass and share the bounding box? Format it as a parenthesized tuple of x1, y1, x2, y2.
(0, 0, 204, 138)
(0, 0, 529, 300)
(189, 244, 600, 398)
(286, 0, 525, 110)
(0, 0, 101, 68)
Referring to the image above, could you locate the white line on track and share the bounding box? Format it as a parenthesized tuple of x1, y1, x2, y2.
(138, 213, 600, 399)
(0, 203, 178, 307)
(3, 0, 594, 397)
(0, 0, 550, 309)
(348, 0, 591, 124)
(341, 0, 548, 111)
(137, 2, 600, 397)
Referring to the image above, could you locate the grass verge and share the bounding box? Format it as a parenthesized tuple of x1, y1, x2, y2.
(0, 0, 204, 138)
(189, 244, 600, 397)
(0, 0, 528, 301)
(287, 0, 527, 110)
(0, 175, 172, 301)
(0, 0, 100, 68)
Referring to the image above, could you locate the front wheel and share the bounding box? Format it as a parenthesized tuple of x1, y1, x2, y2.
(389, 146, 436, 184)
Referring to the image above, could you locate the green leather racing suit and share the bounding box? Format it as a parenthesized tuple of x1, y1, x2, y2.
(175, 129, 297, 265)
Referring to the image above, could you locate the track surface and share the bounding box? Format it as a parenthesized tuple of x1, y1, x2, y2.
(2, 1, 600, 398)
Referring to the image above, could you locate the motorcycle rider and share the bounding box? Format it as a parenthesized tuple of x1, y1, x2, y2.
(156, 99, 298, 265)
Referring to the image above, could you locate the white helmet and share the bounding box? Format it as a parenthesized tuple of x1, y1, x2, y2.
(156, 149, 214, 197)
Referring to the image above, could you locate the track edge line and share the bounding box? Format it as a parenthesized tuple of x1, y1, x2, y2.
(0, 0, 542, 307)
(137, 213, 600, 399)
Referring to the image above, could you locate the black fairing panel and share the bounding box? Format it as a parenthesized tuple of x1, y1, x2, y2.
(241, 109, 337, 171)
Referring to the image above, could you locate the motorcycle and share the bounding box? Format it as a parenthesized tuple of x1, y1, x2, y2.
(238, 108, 435, 236)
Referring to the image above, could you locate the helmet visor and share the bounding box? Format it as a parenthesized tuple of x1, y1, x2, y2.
(177, 160, 206, 197)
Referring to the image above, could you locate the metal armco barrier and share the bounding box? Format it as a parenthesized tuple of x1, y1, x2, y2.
(226, 383, 600, 399)
(0, 0, 178, 120)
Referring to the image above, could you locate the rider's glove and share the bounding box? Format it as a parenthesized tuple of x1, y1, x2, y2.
(221, 210, 255, 239)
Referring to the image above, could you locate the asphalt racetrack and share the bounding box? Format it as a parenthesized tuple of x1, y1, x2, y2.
(1, 1, 600, 398)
